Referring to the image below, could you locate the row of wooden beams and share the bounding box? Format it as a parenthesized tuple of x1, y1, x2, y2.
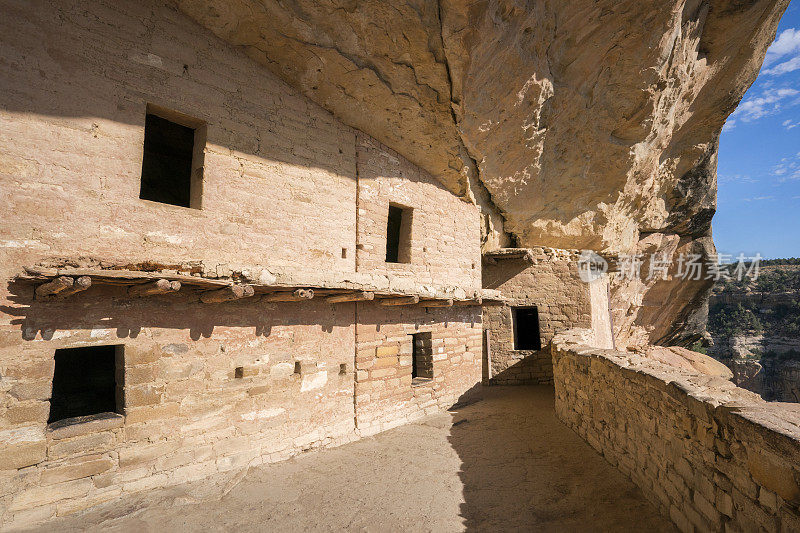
(24, 266, 231, 288)
(28, 271, 492, 306)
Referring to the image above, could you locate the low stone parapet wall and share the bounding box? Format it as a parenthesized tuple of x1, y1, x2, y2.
(552, 329, 800, 532)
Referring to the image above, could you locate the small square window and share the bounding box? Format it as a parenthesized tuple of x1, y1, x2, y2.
(411, 332, 433, 381)
(139, 105, 205, 208)
(512, 306, 542, 350)
(49, 345, 123, 424)
(386, 203, 413, 263)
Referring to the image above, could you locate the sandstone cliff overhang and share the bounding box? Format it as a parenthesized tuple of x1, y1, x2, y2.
(175, 0, 789, 252)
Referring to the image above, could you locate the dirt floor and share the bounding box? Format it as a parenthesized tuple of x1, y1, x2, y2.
(31, 386, 675, 532)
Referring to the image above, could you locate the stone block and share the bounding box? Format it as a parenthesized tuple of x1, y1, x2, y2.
(123, 402, 179, 424)
(9, 478, 94, 511)
(268, 362, 294, 379)
(300, 371, 328, 392)
(2, 359, 55, 381)
(48, 413, 124, 440)
(372, 356, 398, 369)
(375, 345, 400, 357)
(119, 442, 180, 468)
(0, 440, 46, 471)
(234, 365, 259, 378)
(124, 364, 158, 385)
(40, 455, 114, 485)
(48, 432, 115, 461)
(370, 367, 396, 379)
(747, 449, 800, 504)
(293, 360, 318, 375)
(759, 487, 779, 513)
(125, 385, 163, 406)
(56, 487, 121, 517)
(9, 381, 52, 401)
(124, 348, 161, 366)
(716, 489, 734, 518)
(3, 401, 50, 425)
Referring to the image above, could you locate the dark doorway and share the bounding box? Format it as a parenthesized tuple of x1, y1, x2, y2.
(49, 345, 121, 424)
(386, 204, 412, 263)
(139, 113, 197, 208)
(411, 332, 433, 380)
(512, 307, 542, 350)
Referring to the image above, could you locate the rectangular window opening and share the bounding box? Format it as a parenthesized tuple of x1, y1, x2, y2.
(512, 306, 542, 350)
(139, 105, 205, 209)
(411, 332, 433, 382)
(386, 204, 412, 263)
(49, 345, 123, 424)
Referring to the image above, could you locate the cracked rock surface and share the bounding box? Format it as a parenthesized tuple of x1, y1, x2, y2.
(175, 0, 786, 252)
(174, 0, 788, 343)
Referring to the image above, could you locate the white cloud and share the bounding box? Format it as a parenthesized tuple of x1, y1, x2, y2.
(765, 28, 800, 64)
(719, 173, 756, 183)
(764, 56, 800, 76)
(771, 154, 800, 182)
(731, 87, 800, 122)
(743, 196, 775, 202)
(783, 119, 800, 130)
(764, 28, 800, 76)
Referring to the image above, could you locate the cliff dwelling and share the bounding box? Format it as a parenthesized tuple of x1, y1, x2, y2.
(1, 1, 799, 532)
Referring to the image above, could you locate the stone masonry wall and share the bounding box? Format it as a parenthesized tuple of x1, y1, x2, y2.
(0, 1, 484, 528)
(355, 134, 481, 294)
(0, 0, 357, 278)
(482, 249, 592, 385)
(0, 288, 357, 528)
(354, 304, 482, 435)
(553, 329, 800, 532)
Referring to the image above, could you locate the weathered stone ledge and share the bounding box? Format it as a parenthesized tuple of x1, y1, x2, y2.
(552, 328, 800, 532)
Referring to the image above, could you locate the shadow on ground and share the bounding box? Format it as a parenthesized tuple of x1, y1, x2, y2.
(32, 386, 674, 532)
(447, 386, 675, 532)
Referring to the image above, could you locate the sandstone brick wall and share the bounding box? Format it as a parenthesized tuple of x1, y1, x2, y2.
(0, 288, 357, 527)
(482, 249, 592, 385)
(553, 329, 800, 532)
(0, 1, 484, 528)
(0, 0, 357, 279)
(354, 304, 482, 435)
(355, 134, 481, 293)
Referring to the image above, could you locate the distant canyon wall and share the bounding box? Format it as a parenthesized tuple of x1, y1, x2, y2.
(727, 359, 800, 403)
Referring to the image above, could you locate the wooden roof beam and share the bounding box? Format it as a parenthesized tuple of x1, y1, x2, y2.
(262, 289, 314, 302)
(454, 297, 482, 306)
(379, 295, 419, 306)
(421, 298, 453, 308)
(200, 284, 255, 303)
(128, 279, 181, 297)
(56, 276, 92, 299)
(326, 291, 374, 304)
(35, 276, 73, 298)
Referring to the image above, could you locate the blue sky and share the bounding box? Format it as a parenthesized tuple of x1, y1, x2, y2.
(716, 1, 800, 260)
